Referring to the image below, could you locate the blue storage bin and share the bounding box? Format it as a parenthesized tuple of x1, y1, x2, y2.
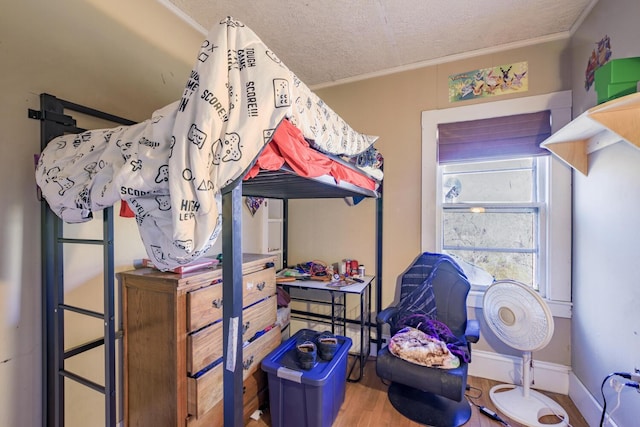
(262, 329, 352, 427)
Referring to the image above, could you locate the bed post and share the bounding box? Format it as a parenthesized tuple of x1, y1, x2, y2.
(376, 188, 383, 352)
(221, 183, 244, 427)
(282, 199, 288, 268)
(35, 93, 66, 427)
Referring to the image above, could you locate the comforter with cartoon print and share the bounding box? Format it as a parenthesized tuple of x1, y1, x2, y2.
(35, 17, 377, 271)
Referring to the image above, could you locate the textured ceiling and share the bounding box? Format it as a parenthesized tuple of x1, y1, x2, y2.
(164, 0, 597, 87)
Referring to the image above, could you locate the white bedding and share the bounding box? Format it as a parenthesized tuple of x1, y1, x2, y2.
(35, 17, 377, 271)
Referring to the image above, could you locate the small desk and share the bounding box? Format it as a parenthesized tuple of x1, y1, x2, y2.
(281, 276, 373, 382)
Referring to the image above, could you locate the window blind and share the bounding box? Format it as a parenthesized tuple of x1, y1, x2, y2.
(437, 110, 551, 163)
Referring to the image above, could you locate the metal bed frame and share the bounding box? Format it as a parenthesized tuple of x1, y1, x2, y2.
(30, 93, 136, 427)
(31, 93, 383, 427)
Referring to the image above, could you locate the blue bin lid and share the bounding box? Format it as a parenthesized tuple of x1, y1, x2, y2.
(262, 329, 352, 386)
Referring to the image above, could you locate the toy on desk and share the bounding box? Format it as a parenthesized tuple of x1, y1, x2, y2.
(275, 266, 328, 283)
(276, 261, 333, 283)
(275, 268, 309, 283)
(296, 260, 332, 278)
(326, 273, 364, 288)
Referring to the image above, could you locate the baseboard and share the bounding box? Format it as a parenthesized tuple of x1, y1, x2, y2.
(468, 349, 570, 395)
(568, 371, 617, 427)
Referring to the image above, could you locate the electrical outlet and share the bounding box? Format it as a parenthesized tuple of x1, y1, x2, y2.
(610, 377, 625, 393)
(632, 367, 640, 383)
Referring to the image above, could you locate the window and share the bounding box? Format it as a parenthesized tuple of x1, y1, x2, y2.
(440, 157, 545, 290)
(421, 91, 573, 317)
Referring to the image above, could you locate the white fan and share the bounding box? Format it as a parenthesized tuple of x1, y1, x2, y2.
(483, 280, 569, 427)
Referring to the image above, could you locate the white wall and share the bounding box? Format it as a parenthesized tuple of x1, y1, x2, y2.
(570, 1, 640, 426)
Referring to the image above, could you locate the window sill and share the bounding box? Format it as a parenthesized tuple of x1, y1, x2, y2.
(467, 289, 572, 319)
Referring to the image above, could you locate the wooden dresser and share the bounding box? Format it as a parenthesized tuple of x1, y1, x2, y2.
(120, 254, 280, 427)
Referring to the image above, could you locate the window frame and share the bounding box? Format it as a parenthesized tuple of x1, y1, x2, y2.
(421, 91, 573, 318)
(440, 157, 546, 292)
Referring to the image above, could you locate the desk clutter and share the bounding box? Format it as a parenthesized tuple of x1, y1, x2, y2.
(275, 258, 366, 287)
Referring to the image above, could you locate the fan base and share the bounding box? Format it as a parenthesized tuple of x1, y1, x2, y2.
(489, 384, 569, 427)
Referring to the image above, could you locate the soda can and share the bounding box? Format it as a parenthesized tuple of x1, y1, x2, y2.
(350, 259, 359, 276)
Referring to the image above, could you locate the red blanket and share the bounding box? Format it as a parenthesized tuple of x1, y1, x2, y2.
(245, 119, 376, 191)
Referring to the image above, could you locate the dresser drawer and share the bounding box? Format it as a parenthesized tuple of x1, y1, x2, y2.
(187, 267, 275, 333)
(241, 325, 281, 378)
(187, 362, 223, 419)
(187, 296, 276, 375)
(187, 282, 223, 332)
(186, 325, 280, 419)
(242, 267, 276, 308)
(187, 321, 223, 375)
(242, 296, 277, 343)
(185, 368, 269, 427)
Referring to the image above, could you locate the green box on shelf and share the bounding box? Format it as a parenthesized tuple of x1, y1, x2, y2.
(595, 57, 640, 85)
(595, 58, 640, 104)
(596, 81, 638, 104)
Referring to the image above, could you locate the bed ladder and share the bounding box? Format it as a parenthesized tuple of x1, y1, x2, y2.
(31, 94, 135, 427)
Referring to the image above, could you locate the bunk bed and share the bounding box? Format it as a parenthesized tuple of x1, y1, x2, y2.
(33, 17, 383, 427)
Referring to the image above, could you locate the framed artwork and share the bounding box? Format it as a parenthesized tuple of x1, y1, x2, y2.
(449, 61, 528, 102)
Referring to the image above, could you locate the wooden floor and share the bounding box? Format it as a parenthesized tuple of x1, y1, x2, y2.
(247, 356, 588, 427)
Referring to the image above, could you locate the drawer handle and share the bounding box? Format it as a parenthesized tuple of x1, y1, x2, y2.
(211, 298, 223, 309)
(243, 356, 254, 370)
(257, 281, 266, 291)
(242, 321, 251, 334)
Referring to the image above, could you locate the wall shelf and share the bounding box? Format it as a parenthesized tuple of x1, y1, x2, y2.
(541, 92, 640, 175)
